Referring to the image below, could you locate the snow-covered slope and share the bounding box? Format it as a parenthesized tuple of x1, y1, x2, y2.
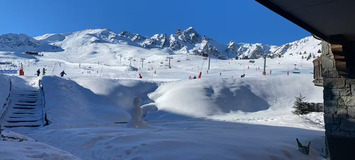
(273, 36, 322, 60)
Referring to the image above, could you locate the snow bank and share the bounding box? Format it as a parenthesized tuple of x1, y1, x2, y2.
(73, 77, 159, 110)
(0, 75, 10, 118)
(41, 76, 130, 128)
(147, 74, 323, 123)
(41, 76, 158, 128)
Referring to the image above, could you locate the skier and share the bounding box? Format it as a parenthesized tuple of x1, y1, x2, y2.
(42, 68, 46, 76)
(60, 70, 67, 77)
(241, 74, 245, 78)
(220, 72, 221, 76)
(193, 76, 196, 79)
(36, 69, 40, 76)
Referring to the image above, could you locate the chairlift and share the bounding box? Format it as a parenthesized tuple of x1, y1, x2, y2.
(293, 68, 301, 74)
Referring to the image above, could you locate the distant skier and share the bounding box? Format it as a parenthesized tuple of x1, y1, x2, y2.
(60, 70, 67, 77)
(36, 69, 40, 76)
(193, 76, 196, 79)
(241, 74, 245, 78)
(42, 68, 46, 75)
(220, 72, 221, 76)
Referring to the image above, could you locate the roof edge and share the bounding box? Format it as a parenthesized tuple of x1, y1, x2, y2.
(255, 0, 329, 42)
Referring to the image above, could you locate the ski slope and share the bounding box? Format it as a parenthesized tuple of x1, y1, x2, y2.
(0, 29, 326, 160)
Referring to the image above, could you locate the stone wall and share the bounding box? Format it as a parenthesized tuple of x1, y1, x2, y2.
(322, 41, 355, 136)
(302, 102, 324, 113)
(321, 41, 355, 159)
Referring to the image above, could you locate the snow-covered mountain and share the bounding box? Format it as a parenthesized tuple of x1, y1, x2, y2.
(0, 33, 63, 52)
(0, 27, 321, 60)
(111, 27, 282, 59)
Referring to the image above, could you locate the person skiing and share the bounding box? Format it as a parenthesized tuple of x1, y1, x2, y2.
(42, 68, 46, 75)
(36, 69, 40, 76)
(220, 72, 221, 76)
(60, 70, 66, 77)
(193, 76, 196, 79)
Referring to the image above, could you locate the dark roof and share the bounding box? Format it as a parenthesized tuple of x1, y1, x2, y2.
(256, 0, 355, 42)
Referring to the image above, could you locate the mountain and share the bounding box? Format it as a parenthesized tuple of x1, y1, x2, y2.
(0, 27, 321, 60)
(0, 34, 40, 50)
(0, 33, 63, 52)
(113, 27, 281, 59)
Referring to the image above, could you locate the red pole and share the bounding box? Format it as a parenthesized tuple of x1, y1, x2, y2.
(270, 70, 272, 74)
(198, 72, 202, 78)
(287, 72, 289, 76)
(139, 74, 142, 79)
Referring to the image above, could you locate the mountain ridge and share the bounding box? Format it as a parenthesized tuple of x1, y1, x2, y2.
(0, 27, 321, 60)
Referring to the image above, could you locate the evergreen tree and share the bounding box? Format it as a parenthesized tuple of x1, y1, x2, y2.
(306, 53, 312, 60)
(292, 94, 309, 115)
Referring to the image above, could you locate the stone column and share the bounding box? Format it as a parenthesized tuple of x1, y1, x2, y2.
(322, 41, 355, 159)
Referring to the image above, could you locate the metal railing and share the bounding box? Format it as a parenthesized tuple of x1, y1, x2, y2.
(38, 79, 50, 126)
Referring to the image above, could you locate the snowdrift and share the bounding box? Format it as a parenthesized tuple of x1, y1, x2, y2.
(147, 74, 323, 120)
(41, 76, 158, 128)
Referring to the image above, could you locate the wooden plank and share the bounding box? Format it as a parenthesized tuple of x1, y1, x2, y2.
(334, 55, 346, 61)
(331, 44, 343, 52)
(335, 61, 349, 72)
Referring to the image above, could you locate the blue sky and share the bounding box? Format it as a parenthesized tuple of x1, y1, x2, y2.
(0, 0, 310, 45)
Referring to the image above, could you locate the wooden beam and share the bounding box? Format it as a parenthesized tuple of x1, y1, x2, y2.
(334, 55, 346, 61)
(331, 44, 343, 52)
(335, 61, 349, 72)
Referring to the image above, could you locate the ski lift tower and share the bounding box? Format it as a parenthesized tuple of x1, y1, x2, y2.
(167, 57, 173, 68)
(263, 55, 267, 75)
(208, 52, 211, 70)
(140, 58, 145, 68)
(128, 57, 133, 66)
(119, 54, 122, 64)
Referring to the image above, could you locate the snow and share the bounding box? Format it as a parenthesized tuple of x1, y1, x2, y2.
(0, 75, 10, 118)
(0, 28, 327, 160)
(126, 97, 148, 128)
(0, 130, 79, 160)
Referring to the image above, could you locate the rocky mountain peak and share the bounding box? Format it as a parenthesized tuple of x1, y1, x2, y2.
(0, 33, 40, 49)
